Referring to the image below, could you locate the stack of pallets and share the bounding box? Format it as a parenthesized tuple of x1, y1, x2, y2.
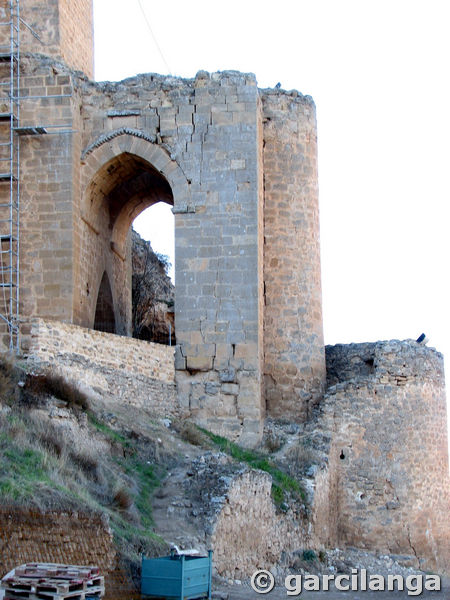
(0, 563, 105, 600)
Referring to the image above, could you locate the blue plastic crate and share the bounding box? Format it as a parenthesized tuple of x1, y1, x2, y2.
(141, 550, 212, 600)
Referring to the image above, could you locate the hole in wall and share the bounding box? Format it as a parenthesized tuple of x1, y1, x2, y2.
(340, 450, 345, 460)
(363, 357, 375, 375)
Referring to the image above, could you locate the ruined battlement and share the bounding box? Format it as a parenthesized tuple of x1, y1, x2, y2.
(326, 339, 445, 387)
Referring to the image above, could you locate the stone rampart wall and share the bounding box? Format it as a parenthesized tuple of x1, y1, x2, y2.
(27, 319, 177, 417)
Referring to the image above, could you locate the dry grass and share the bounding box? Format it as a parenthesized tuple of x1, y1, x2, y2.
(23, 372, 90, 411)
(0, 354, 17, 403)
(176, 420, 211, 447)
(0, 358, 170, 583)
(264, 430, 284, 453)
(284, 439, 320, 477)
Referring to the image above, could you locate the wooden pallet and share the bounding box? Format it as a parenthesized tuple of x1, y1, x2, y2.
(12, 564, 100, 579)
(3, 588, 103, 600)
(1, 563, 105, 600)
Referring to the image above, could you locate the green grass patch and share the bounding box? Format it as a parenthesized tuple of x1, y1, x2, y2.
(0, 443, 48, 503)
(120, 458, 163, 529)
(87, 411, 132, 448)
(199, 428, 306, 507)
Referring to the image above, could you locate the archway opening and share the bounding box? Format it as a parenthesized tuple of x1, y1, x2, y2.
(84, 151, 175, 337)
(132, 202, 175, 345)
(94, 271, 116, 333)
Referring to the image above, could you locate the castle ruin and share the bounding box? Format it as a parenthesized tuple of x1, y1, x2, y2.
(0, 0, 448, 579)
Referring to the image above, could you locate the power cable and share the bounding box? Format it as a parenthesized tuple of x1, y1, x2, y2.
(137, 0, 172, 75)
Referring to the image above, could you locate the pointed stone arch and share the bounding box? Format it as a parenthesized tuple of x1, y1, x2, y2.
(94, 271, 116, 333)
(75, 133, 187, 337)
(80, 132, 191, 223)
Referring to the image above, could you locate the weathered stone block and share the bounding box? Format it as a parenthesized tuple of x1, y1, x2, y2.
(186, 356, 214, 371)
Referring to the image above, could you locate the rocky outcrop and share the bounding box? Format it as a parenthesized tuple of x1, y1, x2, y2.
(131, 230, 175, 344)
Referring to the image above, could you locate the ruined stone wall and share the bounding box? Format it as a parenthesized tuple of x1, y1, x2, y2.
(212, 470, 308, 579)
(262, 91, 325, 421)
(183, 455, 309, 580)
(2, 0, 324, 442)
(313, 341, 450, 574)
(28, 319, 177, 416)
(75, 69, 266, 444)
(0, 509, 136, 600)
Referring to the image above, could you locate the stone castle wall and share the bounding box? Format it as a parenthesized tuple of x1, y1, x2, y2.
(28, 319, 177, 417)
(17, 56, 77, 342)
(311, 341, 450, 574)
(2, 37, 324, 443)
(0, 0, 326, 442)
(78, 68, 266, 445)
(211, 470, 308, 579)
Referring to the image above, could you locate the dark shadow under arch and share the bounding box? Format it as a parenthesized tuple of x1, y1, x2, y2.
(94, 272, 116, 333)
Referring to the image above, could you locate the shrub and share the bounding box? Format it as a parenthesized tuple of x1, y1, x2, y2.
(303, 549, 318, 562)
(264, 431, 284, 453)
(114, 486, 134, 510)
(284, 439, 320, 476)
(178, 420, 210, 447)
(24, 373, 90, 411)
(69, 449, 101, 481)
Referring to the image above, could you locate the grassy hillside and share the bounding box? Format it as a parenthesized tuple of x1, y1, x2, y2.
(0, 357, 170, 565)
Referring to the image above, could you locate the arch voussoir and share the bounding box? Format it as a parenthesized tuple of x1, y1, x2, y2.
(80, 132, 189, 217)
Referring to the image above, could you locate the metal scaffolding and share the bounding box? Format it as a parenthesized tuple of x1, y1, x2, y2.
(0, 0, 20, 352)
(0, 1, 75, 352)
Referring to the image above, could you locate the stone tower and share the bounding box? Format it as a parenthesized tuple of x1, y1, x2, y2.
(17, 0, 94, 77)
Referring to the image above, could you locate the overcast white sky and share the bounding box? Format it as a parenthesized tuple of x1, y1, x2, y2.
(93, 0, 450, 435)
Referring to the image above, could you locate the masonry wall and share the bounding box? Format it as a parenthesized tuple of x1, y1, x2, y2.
(73, 69, 266, 444)
(0, 49, 274, 441)
(173, 73, 264, 445)
(262, 91, 326, 421)
(58, 0, 94, 78)
(1, 0, 326, 441)
(28, 319, 177, 416)
(0, 509, 137, 600)
(13, 56, 79, 349)
(212, 470, 308, 579)
(0, 0, 94, 78)
(314, 341, 450, 575)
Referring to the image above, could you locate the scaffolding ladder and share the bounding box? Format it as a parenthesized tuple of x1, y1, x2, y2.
(0, 0, 20, 352)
